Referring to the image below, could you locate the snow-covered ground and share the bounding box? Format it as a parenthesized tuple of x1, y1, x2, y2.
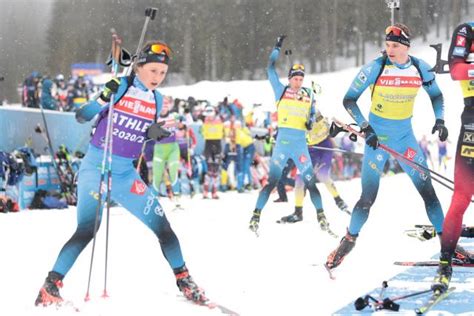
(1, 172, 473, 316)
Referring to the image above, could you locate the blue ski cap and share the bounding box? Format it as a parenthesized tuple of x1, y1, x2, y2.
(137, 41, 171, 65)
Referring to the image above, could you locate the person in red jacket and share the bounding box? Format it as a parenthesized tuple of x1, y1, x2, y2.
(432, 22, 474, 293)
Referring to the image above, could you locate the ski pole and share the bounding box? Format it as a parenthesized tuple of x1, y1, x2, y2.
(285, 48, 293, 68)
(331, 118, 474, 203)
(309, 145, 363, 156)
(331, 118, 452, 191)
(126, 7, 158, 76)
(85, 29, 121, 302)
(355, 288, 432, 311)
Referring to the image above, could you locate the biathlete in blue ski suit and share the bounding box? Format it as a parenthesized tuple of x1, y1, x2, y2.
(249, 35, 326, 234)
(35, 41, 207, 307)
(326, 24, 447, 271)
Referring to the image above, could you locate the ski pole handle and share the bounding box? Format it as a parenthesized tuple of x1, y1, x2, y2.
(145, 7, 158, 20)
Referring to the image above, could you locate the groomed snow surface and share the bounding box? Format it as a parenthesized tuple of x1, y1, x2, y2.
(1, 172, 473, 315)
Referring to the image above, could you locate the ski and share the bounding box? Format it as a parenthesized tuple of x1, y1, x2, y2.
(37, 300, 81, 313)
(59, 300, 81, 312)
(414, 287, 455, 315)
(324, 227, 338, 239)
(204, 301, 240, 316)
(275, 219, 302, 224)
(394, 261, 474, 267)
(319, 224, 338, 239)
(177, 295, 239, 315)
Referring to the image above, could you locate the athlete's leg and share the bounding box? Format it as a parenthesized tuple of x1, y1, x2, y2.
(243, 144, 256, 187)
(348, 146, 389, 235)
(254, 142, 287, 210)
(394, 137, 444, 233)
(293, 147, 323, 212)
(294, 175, 305, 208)
(51, 159, 104, 276)
(114, 169, 184, 269)
(441, 109, 474, 260)
(235, 145, 244, 191)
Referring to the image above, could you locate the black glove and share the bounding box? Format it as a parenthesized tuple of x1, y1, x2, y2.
(305, 120, 313, 131)
(275, 35, 287, 48)
(147, 121, 171, 141)
(99, 78, 120, 102)
(431, 119, 448, 141)
(361, 125, 379, 150)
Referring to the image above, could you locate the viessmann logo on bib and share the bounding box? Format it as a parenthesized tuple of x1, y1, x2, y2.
(116, 96, 156, 120)
(377, 76, 422, 88)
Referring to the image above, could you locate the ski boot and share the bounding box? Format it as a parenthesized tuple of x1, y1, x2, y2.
(273, 197, 288, 203)
(326, 231, 358, 270)
(317, 212, 329, 231)
(211, 191, 219, 199)
(174, 266, 207, 304)
(249, 209, 262, 235)
(431, 260, 452, 293)
(334, 196, 351, 215)
(35, 271, 64, 306)
(278, 206, 303, 224)
(317, 211, 338, 238)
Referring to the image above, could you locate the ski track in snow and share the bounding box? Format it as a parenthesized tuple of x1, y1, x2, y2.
(1, 173, 473, 315)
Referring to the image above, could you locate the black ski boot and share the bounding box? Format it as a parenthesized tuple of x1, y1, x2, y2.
(334, 196, 351, 215)
(174, 265, 207, 304)
(431, 260, 452, 293)
(249, 209, 262, 234)
(278, 206, 303, 223)
(326, 231, 358, 269)
(35, 271, 64, 306)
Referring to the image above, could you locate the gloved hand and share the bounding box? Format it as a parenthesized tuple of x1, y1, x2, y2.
(361, 125, 379, 150)
(275, 35, 287, 48)
(305, 120, 313, 131)
(99, 78, 120, 102)
(431, 119, 448, 141)
(147, 121, 171, 141)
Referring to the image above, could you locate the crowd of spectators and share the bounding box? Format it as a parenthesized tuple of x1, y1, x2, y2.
(20, 71, 97, 111)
